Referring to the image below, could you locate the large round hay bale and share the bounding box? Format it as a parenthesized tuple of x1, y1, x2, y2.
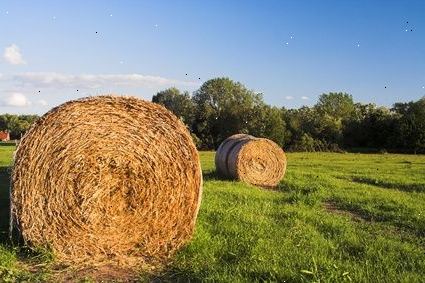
(11, 95, 202, 266)
(215, 134, 286, 187)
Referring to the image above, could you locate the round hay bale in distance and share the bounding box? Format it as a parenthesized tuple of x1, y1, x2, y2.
(215, 133, 253, 178)
(215, 134, 286, 187)
(11, 95, 202, 266)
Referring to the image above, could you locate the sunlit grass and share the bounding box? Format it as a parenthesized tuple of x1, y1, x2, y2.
(161, 151, 425, 282)
(1, 146, 424, 282)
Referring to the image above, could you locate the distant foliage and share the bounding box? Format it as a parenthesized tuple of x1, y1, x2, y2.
(191, 78, 264, 149)
(0, 114, 39, 139)
(152, 87, 195, 126)
(152, 78, 425, 153)
(392, 98, 425, 153)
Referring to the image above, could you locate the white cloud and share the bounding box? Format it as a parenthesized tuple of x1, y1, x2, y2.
(2, 93, 31, 107)
(3, 44, 26, 65)
(301, 96, 310, 100)
(36, 99, 48, 106)
(13, 72, 198, 89)
(285, 96, 294, 100)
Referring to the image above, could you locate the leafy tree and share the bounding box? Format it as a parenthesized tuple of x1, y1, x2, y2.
(248, 105, 286, 147)
(192, 77, 264, 149)
(392, 97, 425, 153)
(152, 87, 195, 126)
(344, 104, 396, 149)
(316, 92, 355, 120)
(312, 92, 355, 146)
(289, 133, 330, 152)
(283, 103, 346, 151)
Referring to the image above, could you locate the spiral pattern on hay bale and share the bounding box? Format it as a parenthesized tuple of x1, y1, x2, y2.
(11, 95, 202, 266)
(215, 134, 286, 187)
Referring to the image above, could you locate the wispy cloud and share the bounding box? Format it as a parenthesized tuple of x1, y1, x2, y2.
(1, 93, 31, 107)
(301, 96, 310, 100)
(285, 96, 294, 100)
(3, 44, 26, 65)
(36, 99, 48, 106)
(12, 72, 199, 89)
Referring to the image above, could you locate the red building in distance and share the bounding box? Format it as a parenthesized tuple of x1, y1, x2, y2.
(0, 131, 10, 141)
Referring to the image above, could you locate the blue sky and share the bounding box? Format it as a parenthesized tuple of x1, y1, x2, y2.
(0, 0, 424, 114)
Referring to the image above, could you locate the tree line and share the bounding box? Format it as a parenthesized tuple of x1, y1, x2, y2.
(153, 77, 425, 153)
(1, 77, 424, 153)
(0, 114, 38, 140)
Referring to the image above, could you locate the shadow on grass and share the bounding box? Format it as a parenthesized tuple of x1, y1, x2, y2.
(148, 267, 203, 283)
(323, 200, 370, 222)
(202, 170, 228, 181)
(148, 266, 290, 283)
(0, 142, 17, 147)
(0, 166, 24, 246)
(0, 166, 11, 244)
(351, 176, 425, 193)
(0, 166, 39, 256)
(329, 197, 425, 237)
(274, 181, 323, 206)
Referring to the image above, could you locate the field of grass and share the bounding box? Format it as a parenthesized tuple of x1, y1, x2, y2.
(0, 144, 424, 282)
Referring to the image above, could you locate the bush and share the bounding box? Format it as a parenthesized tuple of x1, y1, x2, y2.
(289, 134, 324, 152)
(288, 134, 345, 152)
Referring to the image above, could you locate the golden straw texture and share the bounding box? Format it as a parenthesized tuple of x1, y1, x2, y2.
(215, 134, 286, 187)
(11, 95, 202, 267)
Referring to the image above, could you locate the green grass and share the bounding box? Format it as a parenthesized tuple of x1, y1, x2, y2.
(1, 146, 424, 282)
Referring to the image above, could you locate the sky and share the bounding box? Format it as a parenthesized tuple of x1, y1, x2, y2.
(0, 0, 424, 114)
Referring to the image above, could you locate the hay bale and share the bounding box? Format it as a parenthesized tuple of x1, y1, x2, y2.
(10, 95, 202, 266)
(215, 134, 253, 178)
(215, 134, 286, 187)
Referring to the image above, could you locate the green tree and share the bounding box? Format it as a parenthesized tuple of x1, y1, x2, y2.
(248, 105, 286, 147)
(316, 92, 355, 120)
(283, 107, 332, 151)
(152, 87, 195, 126)
(314, 92, 355, 145)
(343, 103, 396, 149)
(393, 97, 425, 153)
(192, 77, 264, 149)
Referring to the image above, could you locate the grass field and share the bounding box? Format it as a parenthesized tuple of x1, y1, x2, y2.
(0, 144, 424, 282)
